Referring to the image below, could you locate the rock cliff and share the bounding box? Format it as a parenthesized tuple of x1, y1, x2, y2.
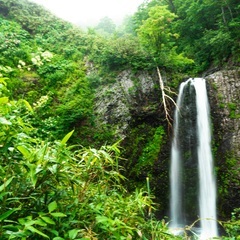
(94, 69, 161, 139)
(94, 67, 240, 218)
(207, 69, 240, 158)
(207, 68, 240, 217)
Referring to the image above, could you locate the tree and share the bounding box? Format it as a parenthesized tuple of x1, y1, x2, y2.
(173, 0, 240, 68)
(137, 5, 193, 127)
(137, 5, 185, 67)
(95, 16, 116, 34)
(118, 15, 136, 35)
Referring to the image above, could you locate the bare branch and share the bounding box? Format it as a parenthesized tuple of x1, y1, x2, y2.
(165, 86, 178, 96)
(156, 67, 177, 130)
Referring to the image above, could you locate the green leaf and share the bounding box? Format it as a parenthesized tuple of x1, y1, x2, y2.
(0, 191, 11, 200)
(25, 219, 38, 227)
(34, 219, 47, 227)
(24, 163, 38, 188)
(22, 99, 34, 113)
(26, 225, 49, 238)
(0, 117, 12, 125)
(0, 97, 8, 104)
(17, 146, 31, 159)
(48, 201, 58, 213)
(40, 216, 55, 225)
(60, 130, 74, 145)
(0, 176, 14, 192)
(4, 230, 26, 237)
(48, 164, 58, 174)
(50, 212, 66, 218)
(18, 216, 31, 225)
(2, 225, 19, 232)
(96, 215, 111, 224)
(53, 237, 65, 240)
(0, 208, 19, 221)
(0, 78, 7, 85)
(68, 229, 79, 239)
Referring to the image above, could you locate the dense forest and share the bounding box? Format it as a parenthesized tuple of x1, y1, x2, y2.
(0, 0, 239, 239)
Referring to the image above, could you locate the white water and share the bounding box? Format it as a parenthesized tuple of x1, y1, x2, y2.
(170, 78, 218, 239)
(170, 82, 187, 229)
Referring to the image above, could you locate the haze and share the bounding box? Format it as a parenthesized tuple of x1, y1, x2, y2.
(30, 0, 144, 27)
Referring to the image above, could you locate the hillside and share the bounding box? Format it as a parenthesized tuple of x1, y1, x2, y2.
(0, 0, 239, 239)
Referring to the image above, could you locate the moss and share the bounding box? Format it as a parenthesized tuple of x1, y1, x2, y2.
(211, 81, 218, 90)
(217, 152, 240, 218)
(217, 93, 224, 100)
(121, 124, 166, 189)
(228, 102, 240, 119)
(219, 103, 225, 109)
(134, 126, 166, 175)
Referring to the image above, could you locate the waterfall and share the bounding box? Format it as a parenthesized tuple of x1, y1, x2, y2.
(169, 78, 218, 238)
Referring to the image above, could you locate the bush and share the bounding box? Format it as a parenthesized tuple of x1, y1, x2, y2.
(222, 208, 240, 239)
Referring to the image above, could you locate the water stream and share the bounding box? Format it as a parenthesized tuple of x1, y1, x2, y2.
(169, 78, 218, 239)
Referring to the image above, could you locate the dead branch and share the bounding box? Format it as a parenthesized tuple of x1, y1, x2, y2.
(156, 67, 177, 130)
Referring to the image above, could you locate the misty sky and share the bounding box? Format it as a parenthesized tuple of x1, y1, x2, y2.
(30, 0, 144, 27)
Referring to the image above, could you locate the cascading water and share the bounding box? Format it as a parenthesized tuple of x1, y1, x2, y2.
(169, 78, 218, 239)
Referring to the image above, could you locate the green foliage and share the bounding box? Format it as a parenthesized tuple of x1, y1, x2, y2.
(137, 5, 194, 71)
(37, 57, 73, 87)
(137, 5, 178, 55)
(132, 0, 240, 70)
(123, 123, 154, 175)
(132, 0, 166, 32)
(221, 208, 240, 239)
(0, 1, 239, 239)
(95, 16, 116, 34)
(0, 17, 32, 68)
(0, 3, 95, 143)
(118, 15, 136, 35)
(87, 32, 155, 71)
(228, 102, 240, 119)
(121, 123, 167, 199)
(0, 83, 178, 239)
(56, 76, 93, 129)
(123, 125, 170, 214)
(217, 153, 240, 221)
(173, 0, 240, 69)
(135, 126, 165, 175)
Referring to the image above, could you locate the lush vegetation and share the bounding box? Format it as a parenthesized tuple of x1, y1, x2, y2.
(132, 0, 240, 71)
(0, 79, 170, 239)
(0, 76, 238, 239)
(0, 0, 239, 238)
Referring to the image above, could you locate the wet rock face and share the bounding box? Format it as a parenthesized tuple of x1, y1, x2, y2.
(206, 68, 240, 216)
(94, 70, 160, 138)
(207, 69, 240, 159)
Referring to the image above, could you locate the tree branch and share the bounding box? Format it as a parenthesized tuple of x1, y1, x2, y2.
(156, 67, 177, 130)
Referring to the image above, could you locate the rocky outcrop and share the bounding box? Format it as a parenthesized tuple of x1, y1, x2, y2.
(94, 69, 161, 138)
(207, 68, 240, 217)
(94, 69, 170, 215)
(207, 69, 240, 158)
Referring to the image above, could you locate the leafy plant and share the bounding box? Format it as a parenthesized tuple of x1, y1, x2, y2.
(135, 126, 165, 175)
(221, 208, 240, 239)
(137, 5, 194, 71)
(0, 81, 178, 239)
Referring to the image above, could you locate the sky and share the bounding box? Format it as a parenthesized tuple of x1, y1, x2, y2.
(30, 0, 144, 27)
